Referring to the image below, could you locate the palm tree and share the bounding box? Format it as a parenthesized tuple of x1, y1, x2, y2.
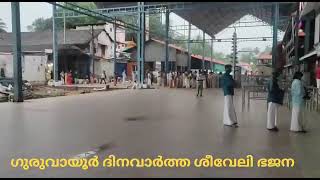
(0, 18, 7, 33)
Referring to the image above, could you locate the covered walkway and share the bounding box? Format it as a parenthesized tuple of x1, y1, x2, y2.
(1, 88, 319, 177)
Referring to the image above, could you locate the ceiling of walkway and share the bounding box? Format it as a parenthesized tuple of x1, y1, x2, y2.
(95, 2, 297, 37)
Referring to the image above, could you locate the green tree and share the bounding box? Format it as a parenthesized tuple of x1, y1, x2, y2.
(0, 18, 7, 33)
(27, 17, 53, 32)
(263, 46, 272, 53)
(239, 47, 260, 64)
(27, 2, 99, 32)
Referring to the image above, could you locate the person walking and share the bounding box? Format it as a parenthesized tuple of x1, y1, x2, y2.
(290, 71, 307, 133)
(222, 65, 238, 127)
(266, 70, 284, 131)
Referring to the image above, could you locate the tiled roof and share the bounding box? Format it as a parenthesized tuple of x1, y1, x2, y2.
(257, 52, 272, 60)
(0, 29, 103, 52)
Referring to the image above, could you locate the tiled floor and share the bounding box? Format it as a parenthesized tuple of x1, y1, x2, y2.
(0, 88, 319, 177)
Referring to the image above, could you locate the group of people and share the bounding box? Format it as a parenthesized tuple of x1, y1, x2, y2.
(222, 64, 310, 133)
(59, 70, 78, 85)
(141, 70, 223, 89)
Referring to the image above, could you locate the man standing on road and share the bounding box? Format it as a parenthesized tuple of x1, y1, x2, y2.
(266, 70, 284, 131)
(222, 65, 238, 127)
(196, 70, 205, 97)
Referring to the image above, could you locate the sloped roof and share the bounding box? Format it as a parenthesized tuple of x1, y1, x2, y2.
(0, 29, 103, 52)
(124, 38, 226, 65)
(257, 52, 272, 60)
(237, 62, 252, 71)
(190, 54, 225, 65)
(95, 2, 296, 37)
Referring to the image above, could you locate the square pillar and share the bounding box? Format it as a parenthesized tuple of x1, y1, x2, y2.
(11, 2, 23, 102)
(272, 3, 279, 70)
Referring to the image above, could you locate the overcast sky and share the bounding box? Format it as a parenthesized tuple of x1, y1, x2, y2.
(0, 2, 284, 55)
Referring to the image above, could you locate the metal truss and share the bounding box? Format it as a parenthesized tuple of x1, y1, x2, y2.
(171, 36, 273, 43)
(50, 2, 178, 42)
(50, 2, 140, 31)
(54, 2, 293, 18)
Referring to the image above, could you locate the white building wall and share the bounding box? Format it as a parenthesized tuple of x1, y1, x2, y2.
(145, 41, 176, 62)
(95, 31, 114, 59)
(94, 60, 114, 78)
(0, 53, 47, 82)
(176, 53, 188, 66)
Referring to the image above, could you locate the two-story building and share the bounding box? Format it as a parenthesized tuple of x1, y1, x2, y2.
(282, 2, 320, 87)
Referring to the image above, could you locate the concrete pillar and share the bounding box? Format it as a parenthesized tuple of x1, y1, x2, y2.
(137, 2, 145, 85)
(294, 6, 300, 70)
(304, 17, 311, 54)
(53, 4, 59, 82)
(113, 19, 117, 77)
(11, 2, 23, 102)
(272, 2, 279, 70)
(187, 22, 191, 71)
(90, 25, 95, 75)
(202, 31, 205, 71)
(210, 38, 213, 72)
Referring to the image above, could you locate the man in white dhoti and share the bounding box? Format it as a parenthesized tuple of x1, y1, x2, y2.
(290, 72, 307, 133)
(186, 72, 191, 88)
(60, 71, 65, 85)
(222, 65, 238, 127)
(147, 72, 152, 87)
(266, 71, 284, 131)
(132, 71, 136, 83)
(122, 70, 126, 84)
(168, 72, 172, 87)
(157, 71, 161, 88)
(182, 72, 186, 88)
(203, 71, 207, 89)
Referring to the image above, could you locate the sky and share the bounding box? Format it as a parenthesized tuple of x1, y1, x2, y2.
(0, 2, 52, 32)
(0, 2, 284, 55)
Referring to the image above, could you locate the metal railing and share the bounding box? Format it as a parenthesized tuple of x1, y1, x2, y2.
(283, 86, 319, 113)
(241, 75, 319, 114)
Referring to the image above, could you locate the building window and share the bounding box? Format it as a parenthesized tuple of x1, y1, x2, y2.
(101, 45, 106, 57)
(0, 68, 5, 78)
(110, 28, 112, 32)
(106, 45, 108, 50)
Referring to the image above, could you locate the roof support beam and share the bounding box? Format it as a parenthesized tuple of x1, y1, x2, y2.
(165, 7, 170, 75)
(137, 2, 145, 86)
(53, 4, 59, 82)
(113, 18, 117, 77)
(187, 22, 191, 71)
(11, 2, 23, 102)
(202, 31, 205, 71)
(272, 2, 279, 70)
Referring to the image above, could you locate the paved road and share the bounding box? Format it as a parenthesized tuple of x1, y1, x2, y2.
(0, 88, 319, 178)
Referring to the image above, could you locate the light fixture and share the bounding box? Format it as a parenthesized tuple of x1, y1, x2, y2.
(298, 29, 305, 37)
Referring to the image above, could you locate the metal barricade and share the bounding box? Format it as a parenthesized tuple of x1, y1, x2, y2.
(241, 75, 270, 111)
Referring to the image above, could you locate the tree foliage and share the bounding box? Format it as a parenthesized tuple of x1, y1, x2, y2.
(239, 47, 260, 64)
(27, 2, 100, 32)
(172, 35, 229, 62)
